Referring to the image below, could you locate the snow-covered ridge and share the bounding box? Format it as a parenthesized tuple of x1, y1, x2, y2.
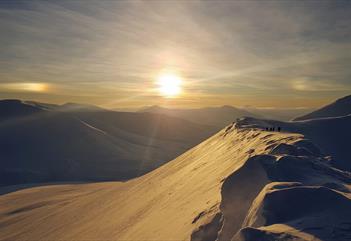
(235, 115, 351, 172)
(294, 94, 351, 121)
(192, 121, 351, 241)
(0, 118, 350, 241)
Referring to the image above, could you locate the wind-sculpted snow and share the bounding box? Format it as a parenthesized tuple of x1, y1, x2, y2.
(236, 115, 351, 171)
(191, 118, 351, 241)
(0, 117, 350, 241)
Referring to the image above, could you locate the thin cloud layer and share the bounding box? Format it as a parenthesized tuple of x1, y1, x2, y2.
(0, 0, 350, 108)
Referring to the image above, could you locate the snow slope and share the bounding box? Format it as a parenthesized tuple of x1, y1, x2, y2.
(294, 95, 351, 121)
(0, 118, 351, 241)
(0, 99, 214, 185)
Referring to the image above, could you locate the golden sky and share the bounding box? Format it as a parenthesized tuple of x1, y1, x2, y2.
(0, 1, 350, 109)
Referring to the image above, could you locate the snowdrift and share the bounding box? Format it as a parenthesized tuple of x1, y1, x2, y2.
(237, 115, 351, 171)
(1, 117, 351, 241)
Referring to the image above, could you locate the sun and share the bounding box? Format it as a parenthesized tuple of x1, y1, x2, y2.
(157, 73, 182, 97)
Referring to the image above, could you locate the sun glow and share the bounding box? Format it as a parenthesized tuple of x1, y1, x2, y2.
(157, 73, 182, 97)
(0, 83, 49, 92)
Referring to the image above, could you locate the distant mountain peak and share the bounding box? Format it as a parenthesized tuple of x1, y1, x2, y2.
(59, 102, 106, 112)
(140, 104, 259, 127)
(146, 105, 164, 110)
(0, 99, 45, 119)
(0, 99, 23, 104)
(294, 94, 351, 121)
(220, 105, 235, 109)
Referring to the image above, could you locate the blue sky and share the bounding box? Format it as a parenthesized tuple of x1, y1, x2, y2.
(0, 0, 350, 108)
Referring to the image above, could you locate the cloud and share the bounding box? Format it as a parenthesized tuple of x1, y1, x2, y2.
(291, 77, 349, 92)
(0, 0, 350, 107)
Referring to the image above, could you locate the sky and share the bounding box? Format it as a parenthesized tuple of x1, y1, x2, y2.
(0, 0, 350, 109)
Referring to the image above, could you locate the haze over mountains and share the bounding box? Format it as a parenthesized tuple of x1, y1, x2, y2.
(245, 107, 315, 121)
(140, 105, 260, 128)
(0, 99, 215, 186)
(1, 95, 350, 186)
(140, 105, 315, 126)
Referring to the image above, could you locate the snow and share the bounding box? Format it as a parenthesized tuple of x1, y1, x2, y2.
(1, 116, 351, 241)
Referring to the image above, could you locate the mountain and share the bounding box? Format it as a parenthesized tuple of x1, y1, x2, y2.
(57, 102, 107, 112)
(23, 101, 107, 112)
(1, 115, 351, 240)
(244, 107, 315, 121)
(22, 100, 60, 111)
(140, 105, 260, 128)
(0, 99, 215, 186)
(0, 99, 45, 120)
(294, 94, 351, 121)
